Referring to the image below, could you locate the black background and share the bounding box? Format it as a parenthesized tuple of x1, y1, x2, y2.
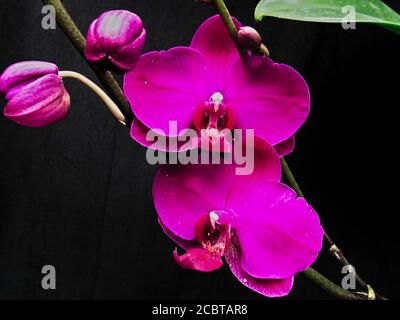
(0, 0, 399, 300)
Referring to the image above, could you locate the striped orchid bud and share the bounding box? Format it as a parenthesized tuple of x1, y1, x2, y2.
(0, 61, 70, 127)
(85, 10, 146, 72)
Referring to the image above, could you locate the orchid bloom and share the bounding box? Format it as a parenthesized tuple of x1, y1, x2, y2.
(124, 15, 309, 156)
(153, 138, 323, 297)
(0, 61, 70, 127)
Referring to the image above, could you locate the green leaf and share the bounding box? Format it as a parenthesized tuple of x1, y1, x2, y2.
(255, 0, 400, 34)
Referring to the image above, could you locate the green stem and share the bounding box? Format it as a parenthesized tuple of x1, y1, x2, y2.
(42, 0, 133, 125)
(212, 0, 385, 300)
(214, 0, 247, 55)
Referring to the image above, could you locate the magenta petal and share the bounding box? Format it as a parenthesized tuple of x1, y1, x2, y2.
(4, 74, 70, 127)
(274, 136, 295, 157)
(0, 61, 58, 96)
(190, 15, 242, 92)
(85, 19, 106, 62)
(130, 117, 152, 148)
(173, 248, 223, 272)
(124, 47, 208, 135)
(130, 117, 170, 150)
(153, 138, 281, 240)
(226, 56, 310, 145)
(94, 10, 143, 53)
(153, 163, 235, 240)
(5, 80, 39, 101)
(242, 136, 281, 182)
(109, 29, 146, 71)
(130, 117, 194, 152)
(85, 10, 145, 71)
(225, 241, 294, 297)
(225, 181, 323, 279)
(159, 219, 197, 252)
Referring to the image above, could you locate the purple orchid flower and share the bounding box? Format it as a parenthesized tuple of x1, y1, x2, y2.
(153, 137, 323, 297)
(124, 15, 309, 156)
(0, 61, 70, 127)
(85, 10, 146, 72)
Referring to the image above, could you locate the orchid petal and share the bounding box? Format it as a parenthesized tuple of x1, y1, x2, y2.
(190, 15, 243, 92)
(93, 10, 144, 54)
(109, 29, 146, 71)
(153, 163, 235, 240)
(241, 135, 281, 182)
(225, 238, 294, 297)
(173, 248, 223, 272)
(0, 61, 58, 96)
(153, 137, 280, 240)
(85, 19, 106, 62)
(124, 47, 208, 135)
(225, 56, 310, 145)
(130, 117, 195, 152)
(275, 135, 295, 157)
(4, 74, 70, 127)
(159, 219, 197, 252)
(130, 117, 153, 148)
(225, 181, 323, 279)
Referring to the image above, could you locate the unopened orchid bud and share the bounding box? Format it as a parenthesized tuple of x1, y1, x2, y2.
(0, 61, 70, 127)
(85, 10, 146, 72)
(237, 26, 262, 50)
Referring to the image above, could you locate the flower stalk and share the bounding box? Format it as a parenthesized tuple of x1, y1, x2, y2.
(59, 71, 126, 126)
(41, 0, 133, 125)
(214, 0, 247, 56)
(213, 0, 386, 300)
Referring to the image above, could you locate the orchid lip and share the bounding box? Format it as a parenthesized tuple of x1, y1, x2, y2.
(194, 211, 231, 257)
(171, 211, 231, 273)
(193, 92, 235, 142)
